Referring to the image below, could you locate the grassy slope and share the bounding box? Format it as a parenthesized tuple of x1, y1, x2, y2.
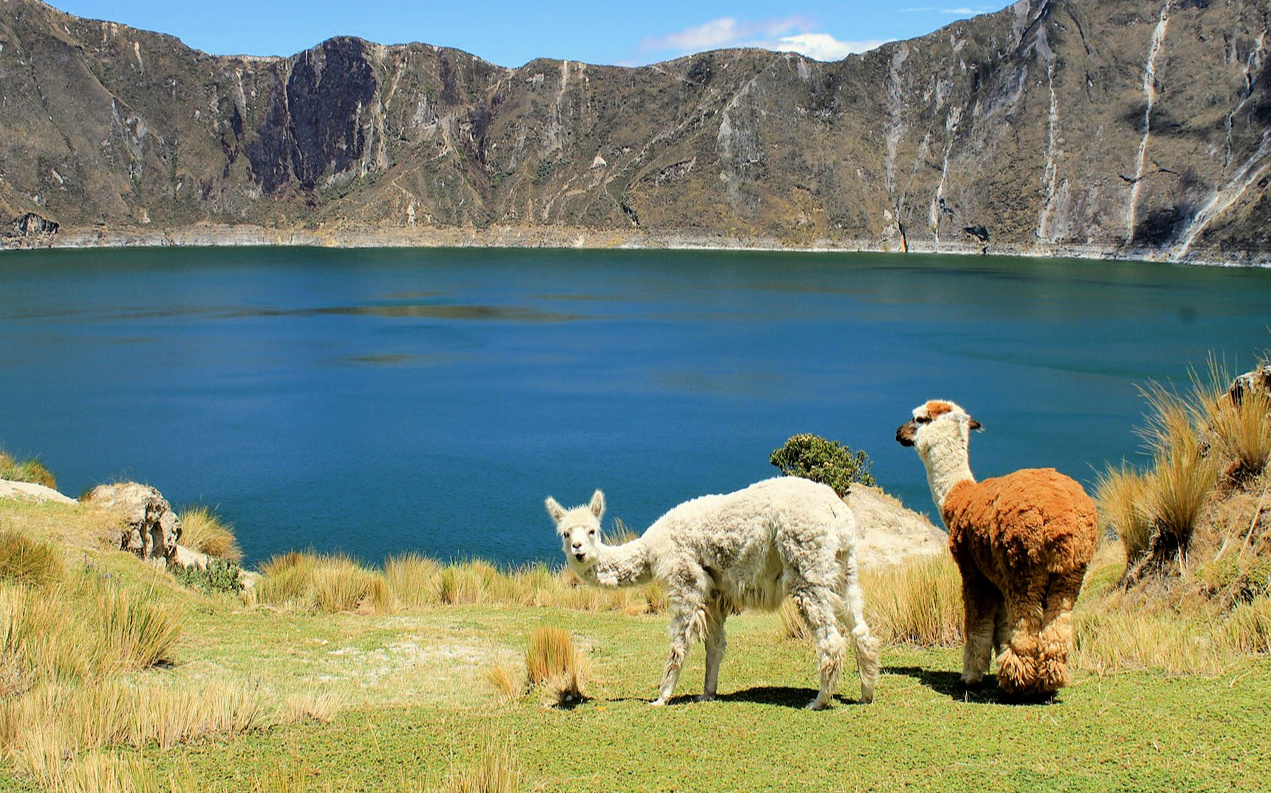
(2, 498, 1270, 792)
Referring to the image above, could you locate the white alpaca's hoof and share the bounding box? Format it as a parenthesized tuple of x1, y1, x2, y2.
(649, 698, 667, 707)
(805, 698, 830, 711)
(695, 693, 716, 703)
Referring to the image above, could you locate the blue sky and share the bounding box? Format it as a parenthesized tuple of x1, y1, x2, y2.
(49, 1, 1004, 66)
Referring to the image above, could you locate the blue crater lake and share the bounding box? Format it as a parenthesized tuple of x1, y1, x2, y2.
(1, 247, 1268, 567)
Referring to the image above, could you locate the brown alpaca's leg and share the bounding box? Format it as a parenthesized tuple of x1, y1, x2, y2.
(996, 570, 1051, 696)
(959, 567, 1001, 687)
(1036, 567, 1088, 692)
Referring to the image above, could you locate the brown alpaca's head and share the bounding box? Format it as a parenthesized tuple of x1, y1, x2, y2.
(895, 400, 982, 449)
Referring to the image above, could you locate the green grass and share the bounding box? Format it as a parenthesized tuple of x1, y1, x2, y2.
(3, 497, 1271, 792)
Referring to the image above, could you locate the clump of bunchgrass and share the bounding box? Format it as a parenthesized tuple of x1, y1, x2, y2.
(1095, 463, 1153, 562)
(439, 739, 522, 793)
(93, 585, 183, 672)
(283, 691, 345, 724)
(524, 627, 586, 706)
(484, 663, 523, 704)
(384, 552, 443, 607)
(0, 450, 56, 490)
(861, 553, 963, 647)
(176, 505, 243, 562)
(255, 552, 390, 614)
(0, 528, 64, 587)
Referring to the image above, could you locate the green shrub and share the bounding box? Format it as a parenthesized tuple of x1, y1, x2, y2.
(171, 559, 243, 594)
(769, 433, 876, 494)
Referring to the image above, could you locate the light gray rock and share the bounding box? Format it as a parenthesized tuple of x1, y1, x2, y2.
(85, 482, 183, 567)
(845, 484, 947, 569)
(0, 479, 76, 504)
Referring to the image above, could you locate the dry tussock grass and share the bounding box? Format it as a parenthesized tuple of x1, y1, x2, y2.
(176, 505, 243, 562)
(525, 627, 586, 706)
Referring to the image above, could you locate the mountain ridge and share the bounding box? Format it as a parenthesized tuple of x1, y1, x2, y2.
(2, 0, 1269, 264)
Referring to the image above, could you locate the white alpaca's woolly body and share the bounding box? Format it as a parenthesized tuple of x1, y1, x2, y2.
(546, 477, 880, 709)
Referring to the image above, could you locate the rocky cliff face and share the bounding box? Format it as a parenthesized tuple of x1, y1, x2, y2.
(1, 0, 1268, 262)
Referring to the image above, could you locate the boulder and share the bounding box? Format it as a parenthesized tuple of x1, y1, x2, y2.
(844, 484, 947, 569)
(85, 483, 183, 567)
(1228, 364, 1271, 406)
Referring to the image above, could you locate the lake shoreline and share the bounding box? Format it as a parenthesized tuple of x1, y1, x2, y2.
(5, 223, 1269, 268)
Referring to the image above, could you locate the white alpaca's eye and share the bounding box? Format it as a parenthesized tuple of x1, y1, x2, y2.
(915, 416, 931, 424)
(588, 529, 596, 536)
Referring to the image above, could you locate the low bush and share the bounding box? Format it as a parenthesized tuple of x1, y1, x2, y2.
(769, 433, 876, 494)
(171, 558, 243, 594)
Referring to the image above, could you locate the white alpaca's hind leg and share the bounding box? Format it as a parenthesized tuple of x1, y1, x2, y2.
(839, 554, 879, 704)
(699, 605, 727, 702)
(793, 586, 845, 710)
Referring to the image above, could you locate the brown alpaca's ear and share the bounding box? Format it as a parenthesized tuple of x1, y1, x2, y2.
(545, 497, 566, 524)
(589, 489, 605, 519)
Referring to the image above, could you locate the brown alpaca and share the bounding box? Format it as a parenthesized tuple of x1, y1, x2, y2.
(897, 400, 1098, 698)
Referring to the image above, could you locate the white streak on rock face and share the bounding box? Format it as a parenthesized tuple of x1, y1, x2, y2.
(1037, 30, 1061, 244)
(1173, 128, 1271, 260)
(133, 41, 143, 72)
(1127, 4, 1170, 243)
(884, 45, 910, 200)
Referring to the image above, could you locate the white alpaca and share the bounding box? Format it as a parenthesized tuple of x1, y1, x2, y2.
(896, 400, 1098, 697)
(545, 477, 880, 709)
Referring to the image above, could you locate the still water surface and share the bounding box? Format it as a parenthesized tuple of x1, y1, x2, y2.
(1, 247, 1268, 566)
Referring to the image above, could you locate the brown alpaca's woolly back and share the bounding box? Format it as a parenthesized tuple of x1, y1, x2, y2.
(941, 468, 1099, 578)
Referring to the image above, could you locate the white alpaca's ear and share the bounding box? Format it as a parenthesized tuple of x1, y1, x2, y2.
(969, 418, 983, 431)
(589, 489, 605, 519)
(545, 496, 566, 524)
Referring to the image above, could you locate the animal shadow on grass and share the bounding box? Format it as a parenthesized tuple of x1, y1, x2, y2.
(887, 666, 1060, 706)
(604, 688, 868, 708)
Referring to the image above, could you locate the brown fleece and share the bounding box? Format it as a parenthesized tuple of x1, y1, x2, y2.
(941, 468, 1098, 697)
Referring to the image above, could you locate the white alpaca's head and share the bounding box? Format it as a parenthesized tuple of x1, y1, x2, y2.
(545, 490, 606, 571)
(895, 400, 982, 456)
(896, 400, 982, 507)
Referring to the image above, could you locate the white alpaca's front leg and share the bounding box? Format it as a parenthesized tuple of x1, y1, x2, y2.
(655, 594, 706, 706)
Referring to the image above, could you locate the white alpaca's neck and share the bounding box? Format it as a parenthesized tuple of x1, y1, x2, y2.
(576, 536, 654, 588)
(918, 425, 976, 511)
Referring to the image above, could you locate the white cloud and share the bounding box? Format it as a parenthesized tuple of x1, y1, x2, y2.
(772, 33, 889, 60)
(638, 16, 885, 62)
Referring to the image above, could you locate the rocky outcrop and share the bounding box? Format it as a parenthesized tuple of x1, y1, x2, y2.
(85, 483, 183, 567)
(1, 0, 1269, 263)
(1229, 365, 1271, 406)
(844, 485, 947, 568)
